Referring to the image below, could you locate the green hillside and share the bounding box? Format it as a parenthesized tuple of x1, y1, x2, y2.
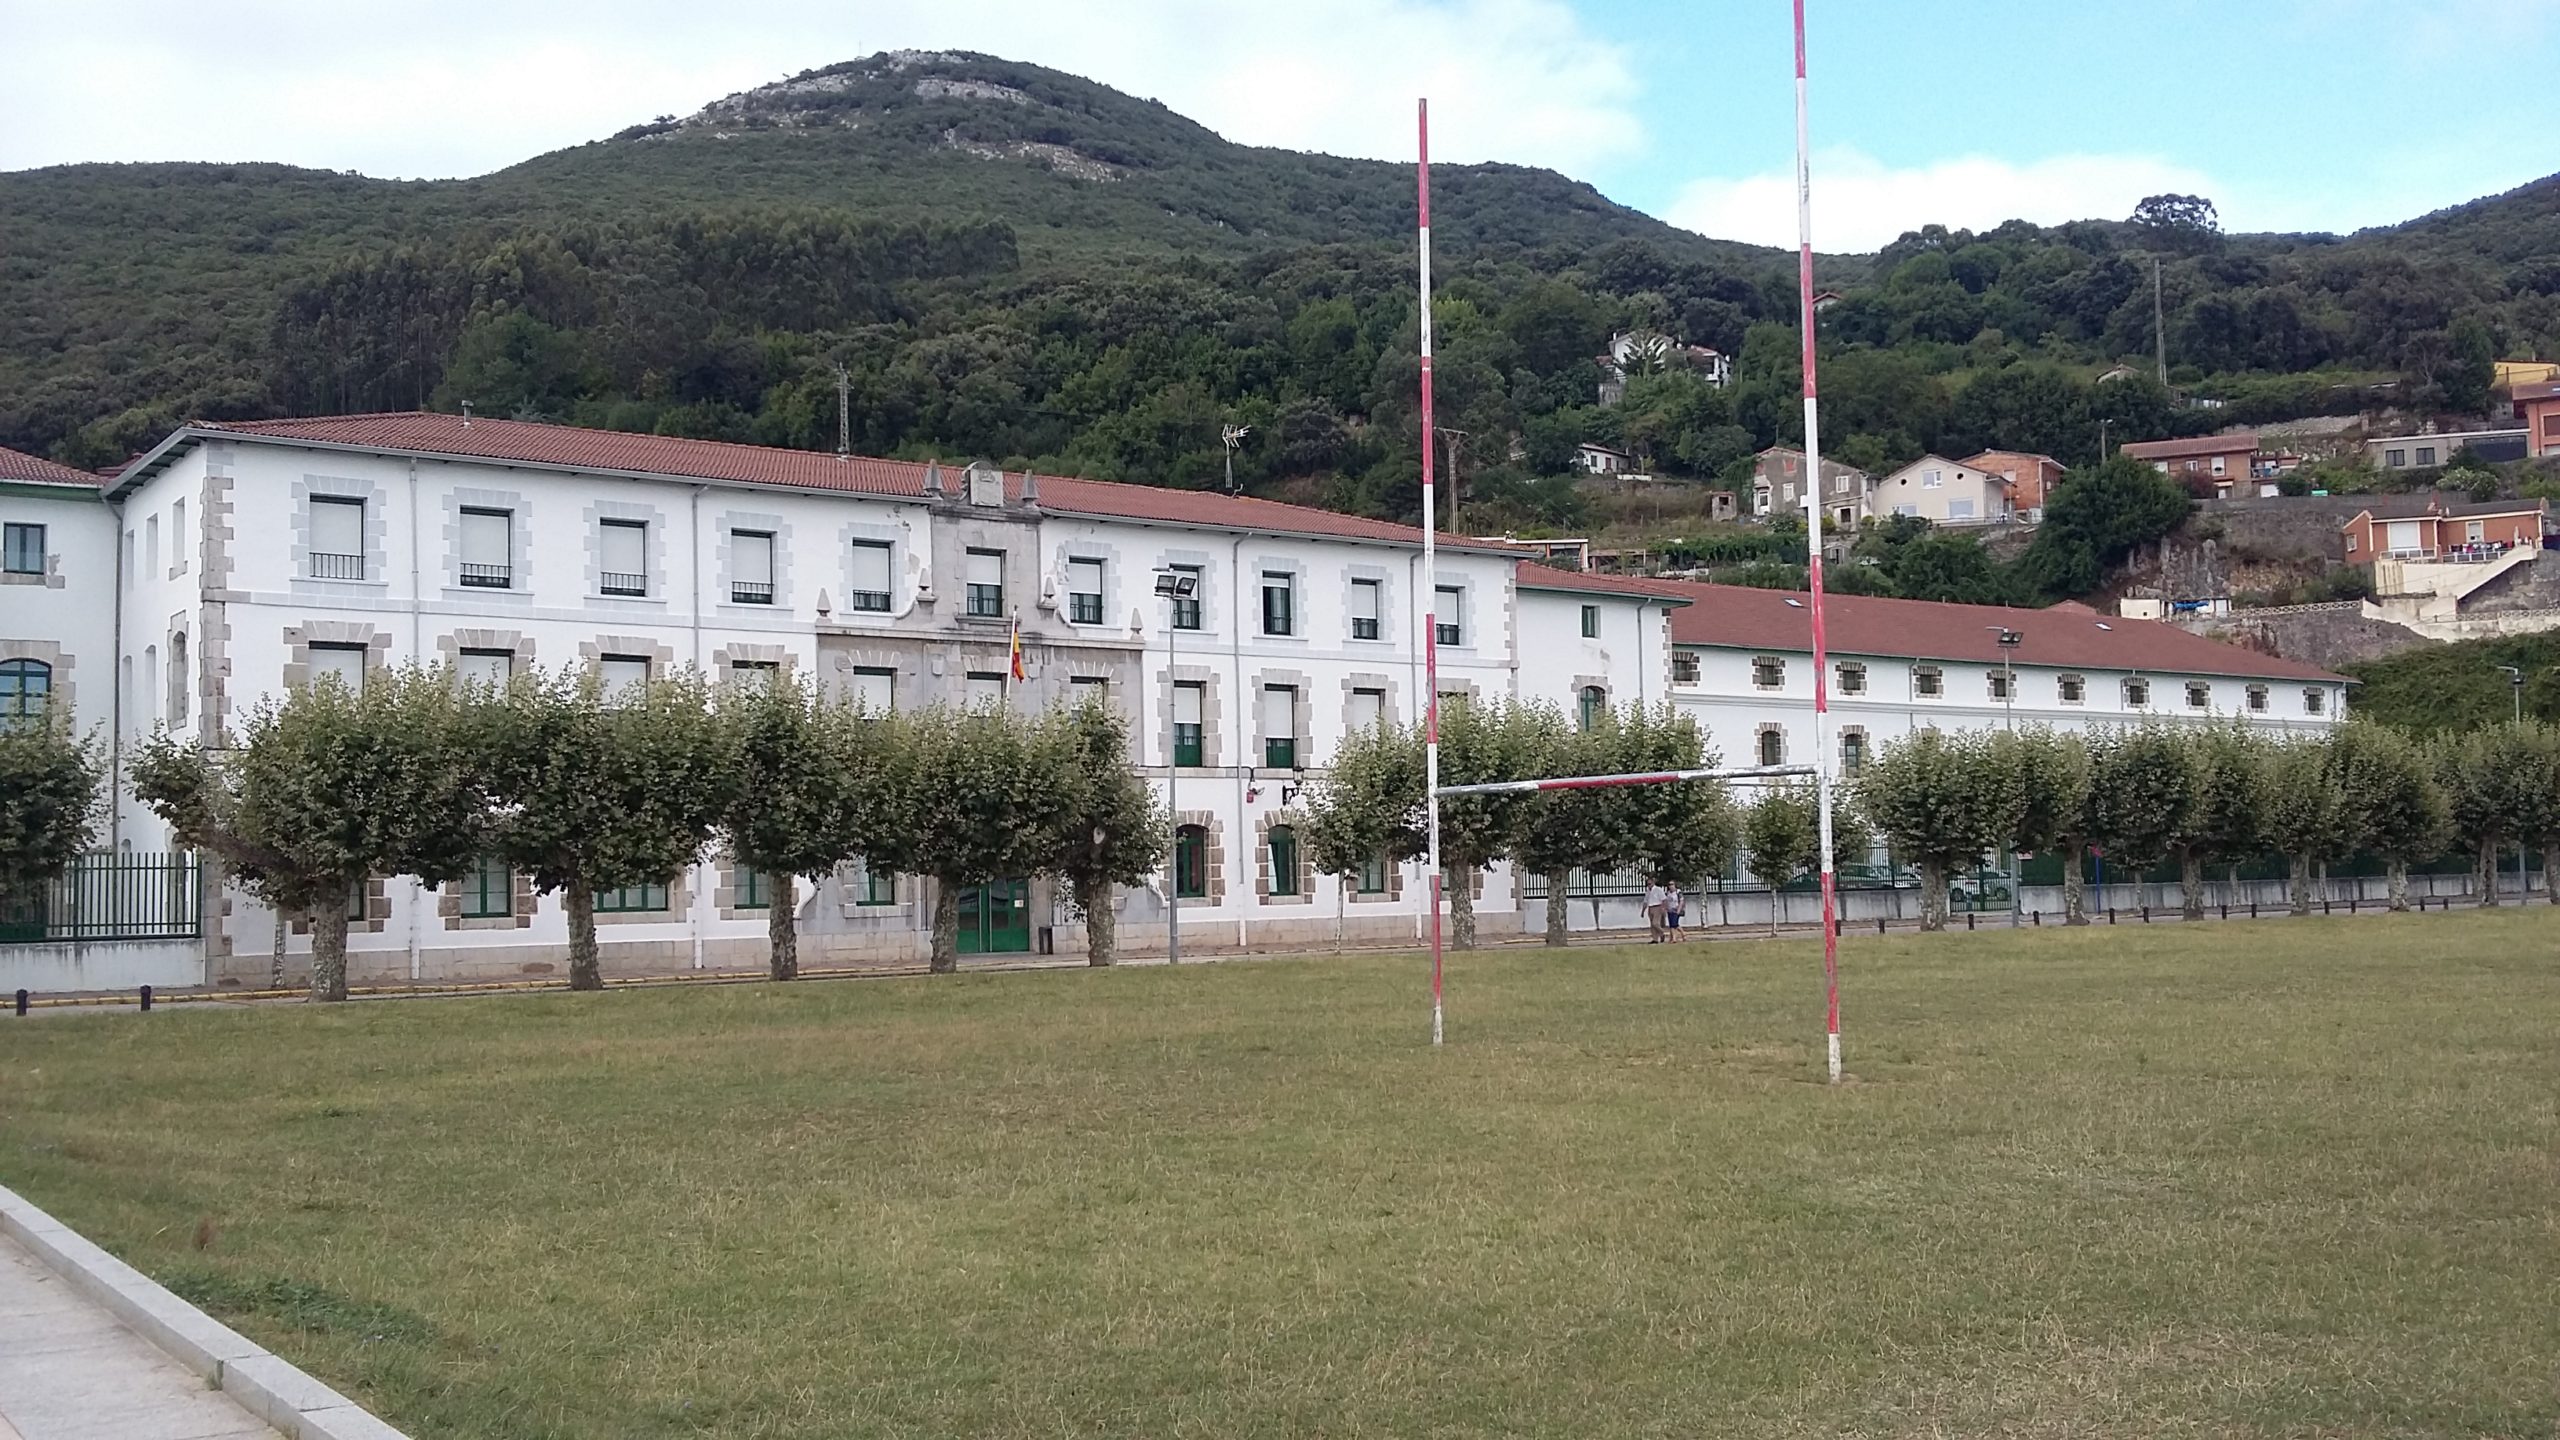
(2, 48, 2556, 536)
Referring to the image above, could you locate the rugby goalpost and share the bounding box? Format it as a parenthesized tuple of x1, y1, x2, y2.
(1416, 0, 1846, 1081)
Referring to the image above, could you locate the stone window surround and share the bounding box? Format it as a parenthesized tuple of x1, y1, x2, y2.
(1052, 541, 1120, 629)
(593, 869, 693, 926)
(1346, 850, 1406, 904)
(835, 857, 905, 918)
(1252, 667, 1314, 771)
(717, 509, 794, 612)
(584, 498, 670, 604)
(1254, 555, 1310, 640)
(1988, 668, 2015, 701)
(2303, 687, 2326, 715)
(280, 621, 391, 690)
(827, 645, 913, 710)
(2057, 672, 2087, 704)
(1430, 574, 1474, 650)
(1159, 546, 1217, 635)
(292, 875, 390, 936)
(1159, 664, 1224, 768)
(1752, 653, 1786, 690)
(1755, 722, 1787, 766)
(1572, 676, 1610, 727)
(712, 642, 798, 679)
(439, 863, 537, 931)
(1338, 672, 1399, 734)
(715, 856, 787, 921)
(442, 486, 536, 595)
(1912, 664, 1945, 699)
(0, 640, 73, 720)
(1253, 811, 1314, 905)
(1839, 724, 1870, 771)
(0, 521, 65, 589)
(580, 634, 678, 682)
(2184, 680, 2213, 709)
(1171, 810, 1227, 906)
(2124, 677, 2153, 707)
(831, 518, 911, 623)
(1340, 563, 1394, 644)
(291, 474, 389, 587)
(165, 614, 189, 727)
(435, 628, 539, 680)
(1671, 649, 1702, 686)
(1836, 660, 1868, 695)
(2245, 683, 2269, 712)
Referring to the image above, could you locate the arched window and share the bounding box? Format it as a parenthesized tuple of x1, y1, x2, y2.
(1840, 728, 1867, 773)
(1758, 727, 1784, 766)
(0, 659, 51, 727)
(1174, 824, 1208, 899)
(1577, 685, 1606, 732)
(1267, 825, 1299, 897)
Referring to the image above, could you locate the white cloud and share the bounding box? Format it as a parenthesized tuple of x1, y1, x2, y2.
(1664, 149, 2225, 253)
(0, 0, 1643, 180)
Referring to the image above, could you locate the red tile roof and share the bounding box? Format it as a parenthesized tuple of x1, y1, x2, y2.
(1653, 580, 2345, 682)
(1514, 562, 1695, 604)
(0, 445, 102, 488)
(148, 412, 1516, 554)
(2120, 433, 2259, 460)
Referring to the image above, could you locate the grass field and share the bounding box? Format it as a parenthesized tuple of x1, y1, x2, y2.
(4, 913, 2557, 1438)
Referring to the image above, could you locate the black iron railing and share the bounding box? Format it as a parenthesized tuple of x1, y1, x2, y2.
(0, 853, 202, 944)
(459, 562, 511, 589)
(309, 552, 364, 581)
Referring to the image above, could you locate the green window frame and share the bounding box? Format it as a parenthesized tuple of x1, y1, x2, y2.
(1260, 572, 1294, 636)
(0, 658, 51, 726)
(458, 856, 512, 920)
(848, 858, 895, 907)
(1268, 825, 1299, 897)
(1173, 681, 1204, 767)
(736, 865, 770, 910)
(1580, 604, 1598, 638)
(1174, 826, 1208, 899)
(1577, 685, 1606, 732)
(595, 881, 670, 914)
(1357, 854, 1388, 895)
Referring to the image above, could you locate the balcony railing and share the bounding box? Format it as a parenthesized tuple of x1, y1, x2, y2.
(1068, 593, 1102, 624)
(731, 581, 774, 605)
(309, 551, 364, 581)
(459, 562, 511, 589)
(600, 571, 647, 597)
(966, 584, 1005, 618)
(847, 588, 891, 612)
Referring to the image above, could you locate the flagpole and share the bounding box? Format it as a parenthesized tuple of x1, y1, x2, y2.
(1418, 97, 1443, 1049)
(1793, 0, 1843, 1085)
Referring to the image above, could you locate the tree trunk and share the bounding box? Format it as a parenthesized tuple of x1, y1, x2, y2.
(2478, 838, 2502, 908)
(271, 905, 287, 992)
(1085, 883, 1116, 967)
(2386, 859, 2411, 912)
(1919, 859, 1947, 932)
(767, 872, 799, 981)
(2546, 841, 2558, 905)
(1447, 866, 1476, 950)
(929, 882, 960, 973)
(2061, 841, 2089, 926)
(2288, 855, 2311, 917)
(308, 901, 349, 1003)
(565, 879, 602, 990)
(2178, 852, 2204, 922)
(1543, 873, 1570, 947)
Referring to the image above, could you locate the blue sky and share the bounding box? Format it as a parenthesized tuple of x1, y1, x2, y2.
(5, 0, 2556, 251)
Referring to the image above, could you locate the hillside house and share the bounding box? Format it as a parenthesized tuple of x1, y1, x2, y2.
(2341, 496, 2548, 563)
(1960, 450, 2065, 520)
(2366, 429, 2529, 471)
(2120, 433, 2259, 494)
(2514, 379, 2560, 460)
(1750, 446, 1871, 529)
(1867, 455, 2011, 527)
(1573, 442, 1632, 475)
(1595, 330, 1731, 405)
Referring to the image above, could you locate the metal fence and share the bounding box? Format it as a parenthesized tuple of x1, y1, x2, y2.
(0, 853, 203, 943)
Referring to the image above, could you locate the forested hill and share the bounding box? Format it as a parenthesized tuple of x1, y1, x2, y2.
(3, 47, 2557, 533)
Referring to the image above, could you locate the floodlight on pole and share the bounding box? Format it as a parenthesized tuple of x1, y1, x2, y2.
(1154, 568, 1195, 966)
(2497, 664, 2524, 723)
(1990, 626, 2022, 729)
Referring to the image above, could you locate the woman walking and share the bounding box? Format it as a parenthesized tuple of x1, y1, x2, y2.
(1644, 878, 1667, 943)
(1666, 882, 1686, 941)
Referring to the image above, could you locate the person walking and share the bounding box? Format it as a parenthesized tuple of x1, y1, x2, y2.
(1644, 878, 1667, 943)
(1665, 882, 1686, 941)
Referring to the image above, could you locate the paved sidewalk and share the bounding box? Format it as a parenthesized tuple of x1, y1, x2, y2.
(0, 1232, 278, 1440)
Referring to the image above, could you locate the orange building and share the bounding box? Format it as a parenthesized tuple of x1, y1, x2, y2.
(2341, 497, 2547, 564)
(1961, 450, 2066, 515)
(2514, 379, 2560, 459)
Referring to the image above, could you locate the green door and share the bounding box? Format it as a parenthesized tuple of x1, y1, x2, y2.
(955, 879, 1032, 955)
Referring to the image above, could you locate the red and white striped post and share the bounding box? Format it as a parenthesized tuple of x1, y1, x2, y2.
(1418, 99, 1445, 1048)
(1793, 0, 1844, 1084)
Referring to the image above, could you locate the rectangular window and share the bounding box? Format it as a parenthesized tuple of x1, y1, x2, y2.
(2545, 414, 2560, 439)
(459, 507, 512, 589)
(2124, 677, 2151, 707)
(965, 671, 1007, 708)
(2385, 449, 2407, 468)
(458, 856, 512, 919)
(1434, 585, 1463, 647)
(457, 648, 513, 687)
(1350, 577, 1382, 640)
(600, 653, 650, 699)
(1347, 686, 1385, 733)
(1989, 670, 2013, 700)
(966, 549, 1005, 618)
(1840, 730, 1867, 773)
(1753, 655, 1785, 689)
(1268, 826, 1300, 897)
(2415, 447, 2436, 468)
(309, 497, 364, 579)
(1672, 651, 1700, 685)
(1173, 681, 1205, 766)
(1175, 828, 1207, 899)
(2246, 684, 2268, 712)
(848, 541, 893, 612)
(849, 666, 895, 713)
(1757, 729, 1785, 766)
(731, 530, 775, 605)
(1, 523, 41, 575)
(735, 865, 770, 910)
(599, 519, 647, 596)
(1922, 469, 1943, 488)
(307, 642, 367, 691)
(145, 514, 159, 582)
(848, 855, 895, 906)
(730, 660, 780, 689)
(2059, 673, 2086, 704)
(1262, 684, 1297, 769)
(1580, 604, 1600, 639)
(1914, 665, 1943, 698)
(2304, 688, 2326, 715)
(170, 499, 187, 574)
(1069, 676, 1110, 705)
(2186, 680, 2211, 709)
(1947, 498, 1976, 520)
(1261, 571, 1294, 636)
(594, 881, 669, 914)
(1358, 853, 1388, 895)
(1170, 564, 1203, 630)
(1067, 557, 1105, 625)
(1577, 686, 1606, 732)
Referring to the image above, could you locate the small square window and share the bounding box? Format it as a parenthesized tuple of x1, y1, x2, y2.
(1989, 670, 2013, 701)
(2185, 680, 2211, 709)
(1580, 604, 1599, 639)
(1914, 665, 1943, 698)
(3, 523, 44, 575)
(2415, 447, 2436, 468)
(2246, 684, 2268, 712)
(457, 648, 513, 688)
(1836, 661, 1867, 695)
(1672, 652, 1701, 685)
(965, 671, 1007, 708)
(2124, 677, 2151, 707)
(2385, 449, 2407, 468)
(1753, 655, 1785, 689)
(2304, 688, 2326, 715)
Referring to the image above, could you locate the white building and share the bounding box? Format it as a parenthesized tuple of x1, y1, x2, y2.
(1653, 582, 2347, 774)
(48, 412, 1689, 989)
(1867, 455, 2013, 528)
(1, 447, 116, 749)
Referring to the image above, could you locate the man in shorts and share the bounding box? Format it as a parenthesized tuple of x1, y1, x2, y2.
(1665, 882, 1686, 941)
(1644, 879, 1667, 942)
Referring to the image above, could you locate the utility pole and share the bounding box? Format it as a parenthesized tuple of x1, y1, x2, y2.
(2153, 257, 2168, 386)
(2098, 417, 2112, 466)
(833, 364, 851, 457)
(1435, 426, 1469, 534)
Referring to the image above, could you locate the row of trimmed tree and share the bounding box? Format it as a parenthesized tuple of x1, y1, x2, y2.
(123, 667, 1166, 999)
(1853, 720, 2560, 928)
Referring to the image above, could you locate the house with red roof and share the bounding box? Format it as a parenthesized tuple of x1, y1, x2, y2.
(0, 446, 116, 770)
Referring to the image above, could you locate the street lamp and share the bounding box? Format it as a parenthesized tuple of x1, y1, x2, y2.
(1153, 569, 1198, 964)
(2496, 665, 2525, 723)
(1988, 627, 2023, 729)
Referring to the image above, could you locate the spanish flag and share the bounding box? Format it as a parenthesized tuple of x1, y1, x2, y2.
(1008, 615, 1026, 682)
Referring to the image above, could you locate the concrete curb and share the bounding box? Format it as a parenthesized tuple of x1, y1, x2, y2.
(0, 1181, 414, 1440)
